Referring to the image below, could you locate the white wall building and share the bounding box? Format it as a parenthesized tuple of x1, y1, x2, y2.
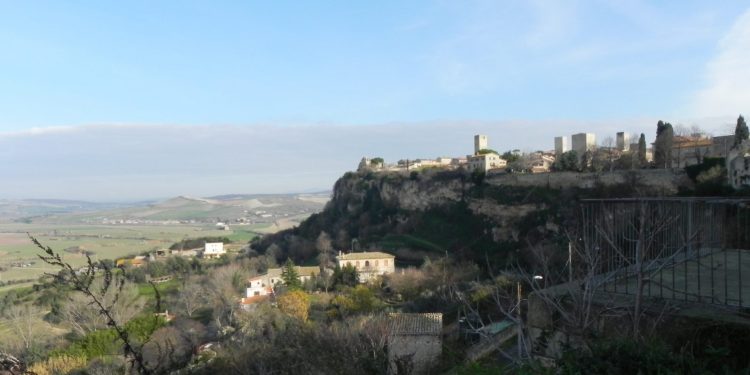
(554, 136, 569, 156)
(245, 266, 321, 297)
(336, 251, 395, 282)
(203, 242, 226, 259)
(467, 153, 507, 173)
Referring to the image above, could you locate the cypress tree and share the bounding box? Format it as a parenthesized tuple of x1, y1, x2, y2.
(654, 121, 674, 168)
(281, 258, 302, 290)
(638, 133, 647, 167)
(735, 115, 748, 147)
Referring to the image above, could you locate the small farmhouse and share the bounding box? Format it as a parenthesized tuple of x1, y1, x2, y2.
(387, 313, 443, 375)
(241, 266, 320, 306)
(203, 242, 226, 259)
(336, 251, 395, 282)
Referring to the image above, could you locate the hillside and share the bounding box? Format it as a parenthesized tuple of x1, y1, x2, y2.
(24, 193, 330, 226)
(0, 199, 146, 222)
(252, 169, 690, 267)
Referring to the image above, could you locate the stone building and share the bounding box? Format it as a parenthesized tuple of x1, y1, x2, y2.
(467, 153, 507, 173)
(616, 132, 630, 151)
(554, 136, 569, 156)
(358, 157, 384, 172)
(671, 135, 713, 168)
(246, 266, 321, 296)
(387, 313, 443, 375)
(727, 140, 750, 189)
(711, 135, 736, 158)
(241, 266, 321, 309)
(571, 133, 596, 155)
(474, 134, 488, 154)
(336, 251, 395, 282)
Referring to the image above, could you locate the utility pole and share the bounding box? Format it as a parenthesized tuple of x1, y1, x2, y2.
(517, 281, 523, 359)
(568, 242, 573, 283)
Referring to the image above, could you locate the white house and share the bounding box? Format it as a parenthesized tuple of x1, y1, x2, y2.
(203, 242, 226, 259)
(336, 251, 395, 282)
(467, 153, 507, 173)
(245, 266, 321, 297)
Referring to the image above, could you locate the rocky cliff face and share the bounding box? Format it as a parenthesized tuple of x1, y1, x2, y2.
(253, 169, 687, 266)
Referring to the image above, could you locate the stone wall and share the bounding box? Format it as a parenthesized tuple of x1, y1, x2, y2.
(388, 334, 441, 375)
(486, 169, 688, 194)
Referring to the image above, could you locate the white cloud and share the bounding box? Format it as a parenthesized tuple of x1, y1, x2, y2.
(692, 8, 750, 117)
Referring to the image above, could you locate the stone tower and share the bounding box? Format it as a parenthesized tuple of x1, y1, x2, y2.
(474, 135, 488, 154)
(554, 136, 569, 156)
(616, 132, 630, 151)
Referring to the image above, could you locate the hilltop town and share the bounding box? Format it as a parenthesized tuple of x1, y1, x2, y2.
(358, 116, 750, 189)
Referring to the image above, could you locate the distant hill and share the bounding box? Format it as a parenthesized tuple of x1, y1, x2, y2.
(21, 192, 330, 225)
(0, 199, 147, 222)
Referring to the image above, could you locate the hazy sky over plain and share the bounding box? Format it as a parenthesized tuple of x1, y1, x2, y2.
(1, 1, 749, 200)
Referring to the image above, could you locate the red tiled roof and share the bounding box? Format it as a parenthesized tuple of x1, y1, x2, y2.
(240, 295, 269, 305)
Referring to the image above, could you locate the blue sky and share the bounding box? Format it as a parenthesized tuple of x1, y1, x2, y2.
(1, 1, 750, 200)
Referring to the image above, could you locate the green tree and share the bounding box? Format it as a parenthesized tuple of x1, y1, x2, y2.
(501, 151, 520, 163)
(369, 157, 384, 166)
(638, 133, 647, 167)
(654, 120, 674, 168)
(332, 264, 359, 288)
(476, 148, 499, 155)
(553, 150, 578, 171)
(734, 115, 748, 147)
(326, 285, 381, 319)
(281, 259, 302, 290)
(470, 169, 486, 185)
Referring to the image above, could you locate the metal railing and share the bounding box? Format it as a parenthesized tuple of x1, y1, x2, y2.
(579, 198, 750, 308)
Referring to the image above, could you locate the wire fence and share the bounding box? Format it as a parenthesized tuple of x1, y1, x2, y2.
(579, 198, 750, 308)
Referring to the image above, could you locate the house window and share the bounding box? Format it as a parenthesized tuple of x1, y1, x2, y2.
(254, 291, 260, 296)
(384, 260, 388, 266)
(375, 260, 379, 267)
(365, 260, 370, 268)
(356, 261, 360, 267)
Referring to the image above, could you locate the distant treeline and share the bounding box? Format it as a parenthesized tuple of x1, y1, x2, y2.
(169, 236, 231, 250)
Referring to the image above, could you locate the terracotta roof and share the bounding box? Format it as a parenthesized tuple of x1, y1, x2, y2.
(673, 136, 712, 148)
(388, 313, 442, 336)
(337, 251, 395, 260)
(240, 295, 269, 305)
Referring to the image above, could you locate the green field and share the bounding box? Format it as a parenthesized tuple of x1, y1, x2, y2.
(0, 223, 269, 284)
